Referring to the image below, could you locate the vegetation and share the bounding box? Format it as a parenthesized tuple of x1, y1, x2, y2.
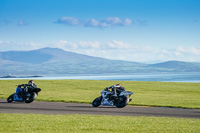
(0, 113, 200, 133)
(0, 80, 200, 109)
(1, 80, 199, 132)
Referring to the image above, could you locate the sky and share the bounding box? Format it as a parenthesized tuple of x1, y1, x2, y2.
(0, 0, 200, 63)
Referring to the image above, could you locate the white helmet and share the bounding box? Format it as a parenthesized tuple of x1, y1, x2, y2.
(28, 80, 34, 85)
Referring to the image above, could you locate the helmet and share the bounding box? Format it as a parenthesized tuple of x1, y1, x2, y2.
(28, 80, 34, 85)
(115, 84, 121, 87)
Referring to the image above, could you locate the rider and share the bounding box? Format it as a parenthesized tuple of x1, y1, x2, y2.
(17, 80, 37, 96)
(106, 84, 126, 97)
(27, 80, 37, 88)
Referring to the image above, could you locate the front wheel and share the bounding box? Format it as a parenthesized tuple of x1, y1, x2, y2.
(92, 96, 102, 107)
(25, 92, 37, 103)
(115, 96, 127, 108)
(7, 94, 14, 103)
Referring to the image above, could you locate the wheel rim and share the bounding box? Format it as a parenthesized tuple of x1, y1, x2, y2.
(8, 98, 12, 101)
(8, 97, 13, 102)
(116, 97, 124, 104)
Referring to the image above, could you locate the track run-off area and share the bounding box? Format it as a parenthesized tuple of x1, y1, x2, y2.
(0, 99, 199, 119)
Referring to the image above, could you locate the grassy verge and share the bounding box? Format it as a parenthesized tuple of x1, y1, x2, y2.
(0, 80, 200, 109)
(0, 113, 200, 133)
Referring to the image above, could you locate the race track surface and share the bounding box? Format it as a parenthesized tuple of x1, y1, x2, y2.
(0, 99, 199, 119)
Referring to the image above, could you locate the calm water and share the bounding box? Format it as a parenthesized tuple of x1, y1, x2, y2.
(1, 73, 200, 82)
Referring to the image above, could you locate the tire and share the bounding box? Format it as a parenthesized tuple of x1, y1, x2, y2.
(7, 94, 14, 103)
(25, 92, 37, 103)
(92, 96, 102, 107)
(115, 96, 127, 108)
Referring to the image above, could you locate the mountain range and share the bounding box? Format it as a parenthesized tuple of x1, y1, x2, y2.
(0, 47, 200, 76)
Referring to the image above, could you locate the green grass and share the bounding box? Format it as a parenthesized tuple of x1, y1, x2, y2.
(0, 80, 200, 109)
(0, 113, 199, 133)
(0, 80, 200, 132)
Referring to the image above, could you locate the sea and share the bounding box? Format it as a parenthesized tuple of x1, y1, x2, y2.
(0, 72, 200, 83)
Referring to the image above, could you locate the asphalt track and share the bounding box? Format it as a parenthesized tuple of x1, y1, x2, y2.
(0, 99, 199, 119)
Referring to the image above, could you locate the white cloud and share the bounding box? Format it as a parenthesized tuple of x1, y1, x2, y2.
(55, 40, 130, 50)
(84, 19, 99, 27)
(189, 47, 200, 55)
(55, 17, 133, 28)
(55, 17, 79, 26)
(55, 40, 101, 50)
(55, 40, 77, 50)
(176, 46, 200, 55)
(156, 47, 200, 62)
(107, 40, 131, 49)
(103, 17, 122, 25)
(78, 41, 100, 49)
(101, 17, 132, 27)
(0, 41, 44, 51)
(124, 18, 132, 26)
(86, 17, 133, 28)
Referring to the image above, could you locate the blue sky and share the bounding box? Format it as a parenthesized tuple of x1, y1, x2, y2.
(0, 0, 200, 62)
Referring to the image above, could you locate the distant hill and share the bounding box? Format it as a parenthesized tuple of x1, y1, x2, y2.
(0, 48, 52, 64)
(149, 61, 200, 72)
(0, 47, 200, 76)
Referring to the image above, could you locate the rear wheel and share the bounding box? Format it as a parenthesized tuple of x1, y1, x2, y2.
(7, 94, 14, 103)
(115, 96, 127, 108)
(25, 92, 37, 103)
(92, 96, 102, 107)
